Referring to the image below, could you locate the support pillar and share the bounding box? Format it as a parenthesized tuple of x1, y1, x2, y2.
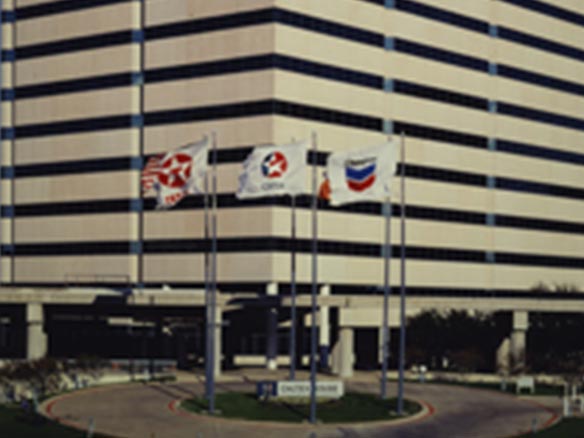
(496, 337, 511, 375)
(319, 285, 330, 369)
(26, 303, 47, 360)
(266, 282, 278, 371)
(511, 311, 528, 373)
(213, 307, 222, 378)
(334, 326, 353, 378)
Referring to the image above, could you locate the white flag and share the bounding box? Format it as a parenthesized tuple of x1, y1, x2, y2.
(327, 142, 397, 206)
(142, 137, 208, 209)
(236, 141, 307, 199)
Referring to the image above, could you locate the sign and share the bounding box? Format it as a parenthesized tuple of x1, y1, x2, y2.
(516, 376, 535, 394)
(257, 380, 344, 399)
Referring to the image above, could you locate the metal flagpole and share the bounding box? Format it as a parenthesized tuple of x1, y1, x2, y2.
(309, 132, 318, 424)
(288, 137, 299, 381)
(203, 143, 212, 403)
(208, 132, 219, 415)
(289, 193, 297, 381)
(397, 132, 407, 415)
(380, 196, 391, 399)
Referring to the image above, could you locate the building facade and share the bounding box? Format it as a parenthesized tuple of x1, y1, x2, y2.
(0, 0, 583, 372)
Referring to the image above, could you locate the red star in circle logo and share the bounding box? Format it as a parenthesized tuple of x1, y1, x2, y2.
(157, 153, 192, 188)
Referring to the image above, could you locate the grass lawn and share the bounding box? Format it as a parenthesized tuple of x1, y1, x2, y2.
(0, 404, 115, 438)
(182, 392, 421, 423)
(519, 418, 584, 438)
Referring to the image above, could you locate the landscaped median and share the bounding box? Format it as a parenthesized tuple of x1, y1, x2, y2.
(0, 404, 116, 438)
(517, 418, 584, 438)
(181, 392, 423, 423)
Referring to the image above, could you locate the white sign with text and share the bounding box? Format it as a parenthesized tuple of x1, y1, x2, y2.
(276, 381, 344, 399)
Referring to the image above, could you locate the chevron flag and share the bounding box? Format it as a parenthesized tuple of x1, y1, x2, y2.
(326, 142, 397, 206)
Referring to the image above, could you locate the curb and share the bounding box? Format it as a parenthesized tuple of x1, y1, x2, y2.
(167, 395, 436, 430)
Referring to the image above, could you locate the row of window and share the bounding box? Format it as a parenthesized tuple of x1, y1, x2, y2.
(5, 24, 584, 136)
(1, 279, 577, 299)
(9, 34, 584, 104)
(394, 81, 488, 111)
(4, 143, 584, 202)
(3, 192, 583, 236)
(11, 0, 584, 35)
(6, 4, 584, 78)
(14, 0, 130, 21)
(3, 238, 584, 269)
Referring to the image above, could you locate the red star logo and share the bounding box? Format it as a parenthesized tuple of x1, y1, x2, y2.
(157, 153, 192, 188)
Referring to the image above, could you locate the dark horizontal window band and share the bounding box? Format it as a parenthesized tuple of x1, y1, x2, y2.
(9, 149, 584, 203)
(12, 99, 381, 138)
(14, 53, 383, 101)
(16, 73, 136, 100)
(6, 237, 584, 269)
(393, 121, 488, 149)
(394, 39, 489, 72)
(7, 7, 383, 64)
(16, 30, 135, 60)
(496, 139, 584, 166)
(148, 53, 384, 89)
(12, 157, 137, 178)
(496, 213, 584, 235)
(147, 8, 384, 47)
(13, 199, 136, 217)
(4, 280, 584, 300)
(358, 0, 490, 34)
(145, 99, 382, 131)
(395, 0, 489, 34)
(496, 177, 584, 200)
(404, 163, 486, 187)
(143, 238, 486, 264)
(501, 0, 584, 28)
(10, 112, 584, 174)
(8, 4, 584, 76)
(498, 101, 584, 132)
(16, 0, 132, 21)
(9, 194, 584, 238)
(499, 26, 584, 63)
(498, 64, 584, 97)
(394, 80, 488, 110)
(15, 115, 135, 138)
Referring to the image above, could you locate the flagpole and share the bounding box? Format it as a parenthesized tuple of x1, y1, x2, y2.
(397, 132, 406, 415)
(289, 193, 297, 381)
(380, 195, 391, 399)
(208, 132, 219, 415)
(203, 145, 212, 403)
(289, 137, 299, 381)
(309, 131, 318, 424)
(137, 0, 146, 292)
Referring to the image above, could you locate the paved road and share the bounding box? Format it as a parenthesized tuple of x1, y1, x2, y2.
(42, 375, 559, 438)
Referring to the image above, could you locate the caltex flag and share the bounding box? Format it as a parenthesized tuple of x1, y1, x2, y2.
(141, 137, 209, 209)
(236, 141, 307, 199)
(327, 142, 397, 206)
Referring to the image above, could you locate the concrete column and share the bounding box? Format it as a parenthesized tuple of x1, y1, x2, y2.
(266, 282, 278, 371)
(213, 307, 222, 378)
(26, 303, 47, 360)
(511, 311, 528, 373)
(338, 327, 354, 378)
(496, 337, 511, 375)
(319, 285, 330, 369)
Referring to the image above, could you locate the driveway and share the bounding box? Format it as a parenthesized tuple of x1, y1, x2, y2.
(42, 374, 559, 438)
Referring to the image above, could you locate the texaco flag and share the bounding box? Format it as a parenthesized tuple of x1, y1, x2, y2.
(141, 137, 209, 209)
